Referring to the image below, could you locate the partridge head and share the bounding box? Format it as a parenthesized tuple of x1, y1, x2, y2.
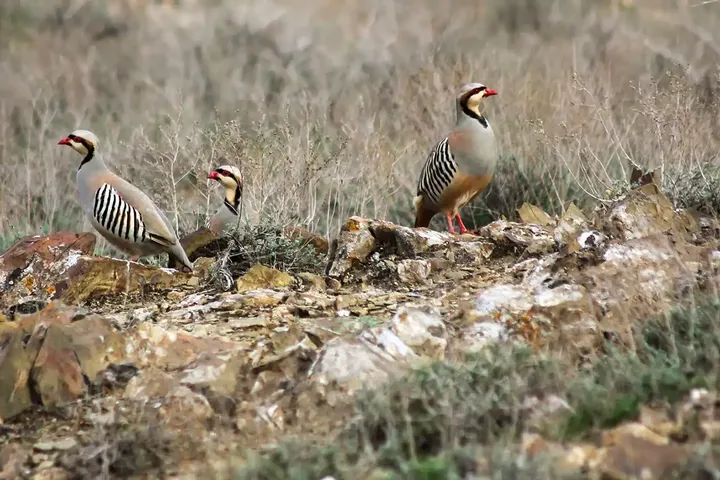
(207, 164, 243, 235)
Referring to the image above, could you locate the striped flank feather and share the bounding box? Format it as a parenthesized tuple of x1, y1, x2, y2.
(416, 137, 457, 206)
(93, 183, 147, 243)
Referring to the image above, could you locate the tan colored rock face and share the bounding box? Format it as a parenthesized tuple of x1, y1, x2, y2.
(57, 256, 195, 304)
(236, 263, 294, 292)
(0, 302, 130, 416)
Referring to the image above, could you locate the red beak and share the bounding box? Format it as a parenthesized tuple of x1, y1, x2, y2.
(58, 137, 71, 145)
(207, 171, 219, 180)
(484, 89, 498, 97)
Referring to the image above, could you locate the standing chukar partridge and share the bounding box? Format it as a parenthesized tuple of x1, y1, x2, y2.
(206, 165, 243, 235)
(414, 83, 499, 234)
(58, 129, 194, 272)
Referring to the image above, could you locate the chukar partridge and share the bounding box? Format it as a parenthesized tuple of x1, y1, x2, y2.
(206, 165, 243, 235)
(58, 129, 194, 272)
(414, 83, 499, 234)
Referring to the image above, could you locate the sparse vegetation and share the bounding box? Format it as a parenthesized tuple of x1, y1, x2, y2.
(236, 298, 720, 478)
(212, 223, 326, 286)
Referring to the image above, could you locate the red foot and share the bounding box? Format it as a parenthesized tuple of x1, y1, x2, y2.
(445, 214, 456, 234)
(455, 214, 469, 234)
(129, 255, 140, 263)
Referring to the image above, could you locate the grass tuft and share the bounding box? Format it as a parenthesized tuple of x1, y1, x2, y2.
(212, 224, 326, 288)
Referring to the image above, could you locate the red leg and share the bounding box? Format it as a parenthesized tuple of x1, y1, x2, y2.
(455, 214, 469, 234)
(129, 255, 140, 262)
(445, 213, 456, 234)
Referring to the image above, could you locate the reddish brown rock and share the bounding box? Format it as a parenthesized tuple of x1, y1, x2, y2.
(123, 367, 178, 399)
(14, 301, 82, 333)
(124, 367, 215, 428)
(30, 313, 127, 407)
(0, 232, 96, 310)
(0, 303, 94, 418)
(31, 325, 87, 406)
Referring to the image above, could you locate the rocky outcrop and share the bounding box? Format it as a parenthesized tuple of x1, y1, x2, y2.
(1, 183, 719, 477)
(0, 232, 197, 313)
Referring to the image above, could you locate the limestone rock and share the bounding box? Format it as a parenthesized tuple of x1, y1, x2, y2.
(370, 221, 454, 257)
(469, 282, 601, 358)
(179, 349, 245, 398)
(479, 220, 555, 255)
(602, 422, 670, 447)
(455, 321, 510, 353)
(597, 183, 698, 242)
(123, 367, 178, 400)
(326, 217, 376, 279)
(598, 434, 688, 479)
(554, 203, 590, 252)
(396, 259, 431, 285)
(127, 322, 243, 370)
(123, 367, 214, 427)
(390, 305, 447, 359)
(517, 203, 554, 226)
(579, 234, 707, 342)
(309, 329, 417, 399)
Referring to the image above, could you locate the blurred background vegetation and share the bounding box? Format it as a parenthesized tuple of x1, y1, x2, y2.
(0, 0, 718, 253)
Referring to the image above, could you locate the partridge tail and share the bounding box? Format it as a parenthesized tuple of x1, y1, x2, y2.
(168, 243, 194, 272)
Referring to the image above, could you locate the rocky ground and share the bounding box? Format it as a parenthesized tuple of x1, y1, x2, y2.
(2, 181, 720, 479)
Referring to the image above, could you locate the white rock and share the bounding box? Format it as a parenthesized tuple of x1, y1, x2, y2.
(390, 305, 447, 359)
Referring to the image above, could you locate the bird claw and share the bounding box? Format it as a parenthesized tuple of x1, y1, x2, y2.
(445, 214, 456, 234)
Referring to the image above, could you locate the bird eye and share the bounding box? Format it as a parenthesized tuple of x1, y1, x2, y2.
(218, 169, 229, 176)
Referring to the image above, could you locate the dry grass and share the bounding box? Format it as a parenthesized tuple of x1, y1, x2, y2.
(0, 0, 719, 256)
